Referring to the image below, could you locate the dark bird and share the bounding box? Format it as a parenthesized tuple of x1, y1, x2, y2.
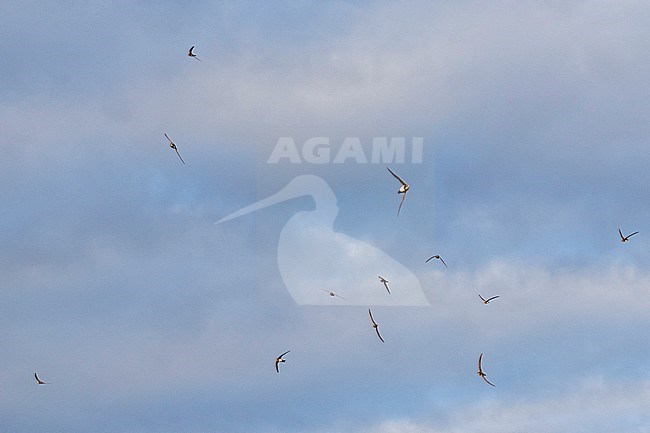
(322, 289, 345, 299)
(477, 353, 495, 387)
(426, 254, 447, 268)
(386, 167, 410, 216)
(619, 228, 639, 243)
(378, 276, 390, 294)
(275, 350, 290, 373)
(188, 45, 202, 61)
(34, 373, 49, 385)
(368, 308, 385, 343)
(164, 133, 186, 164)
(478, 294, 500, 304)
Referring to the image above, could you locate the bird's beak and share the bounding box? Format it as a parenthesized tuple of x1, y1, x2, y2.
(215, 177, 313, 224)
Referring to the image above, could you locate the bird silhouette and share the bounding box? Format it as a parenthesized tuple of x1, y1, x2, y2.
(34, 372, 49, 385)
(619, 228, 639, 243)
(275, 350, 290, 373)
(478, 294, 500, 304)
(187, 45, 202, 61)
(426, 254, 447, 268)
(368, 308, 385, 343)
(386, 167, 410, 216)
(378, 276, 390, 294)
(164, 133, 185, 164)
(322, 289, 345, 299)
(477, 353, 495, 387)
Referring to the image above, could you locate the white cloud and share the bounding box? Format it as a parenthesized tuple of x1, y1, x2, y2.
(362, 377, 650, 433)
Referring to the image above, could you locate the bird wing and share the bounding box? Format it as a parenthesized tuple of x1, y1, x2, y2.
(189, 46, 195, 55)
(397, 191, 406, 216)
(628, 231, 639, 238)
(275, 359, 280, 373)
(278, 350, 291, 358)
(384, 281, 390, 294)
(482, 375, 496, 387)
(174, 147, 186, 164)
(375, 327, 385, 343)
(164, 133, 173, 144)
(478, 353, 483, 373)
(425, 256, 435, 263)
(386, 167, 407, 186)
(619, 229, 625, 240)
(478, 294, 487, 302)
(34, 373, 40, 383)
(486, 296, 500, 302)
(439, 257, 448, 268)
(368, 308, 376, 325)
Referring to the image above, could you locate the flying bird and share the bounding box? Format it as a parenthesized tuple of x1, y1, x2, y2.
(386, 167, 410, 216)
(368, 308, 385, 343)
(477, 353, 495, 387)
(426, 254, 447, 268)
(619, 228, 639, 243)
(187, 45, 202, 61)
(322, 289, 345, 299)
(378, 276, 390, 294)
(34, 373, 49, 385)
(275, 350, 290, 373)
(164, 133, 185, 164)
(478, 294, 500, 304)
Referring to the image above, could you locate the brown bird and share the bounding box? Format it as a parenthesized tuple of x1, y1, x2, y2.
(378, 276, 390, 294)
(187, 45, 202, 61)
(322, 289, 345, 299)
(426, 254, 447, 268)
(34, 372, 49, 385)
(164, 133, 186, 164)
(477, 353, 495, 387)
(368, 308, 385, 343)
(275, 350, 290, 373)
(619, 228, 639, 243)
(478, 294, 500, 304)
(386, 167, 410, 216)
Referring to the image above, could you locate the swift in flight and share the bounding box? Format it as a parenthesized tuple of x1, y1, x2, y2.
(426, 255, 447, 268)
(478, 294, 500, 304)
(164, 133, 186, 164)
(619, 228, 639, 243)
(387, 167, 410, 216)
(477, 353, 495, 387)
(368, 308, 385, 343)
(275, 350, 290, 373)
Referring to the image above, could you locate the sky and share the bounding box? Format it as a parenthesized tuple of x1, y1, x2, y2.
(1, 1, 650, 431)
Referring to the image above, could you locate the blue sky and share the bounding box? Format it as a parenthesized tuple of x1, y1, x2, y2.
(2, 1, 650, 432)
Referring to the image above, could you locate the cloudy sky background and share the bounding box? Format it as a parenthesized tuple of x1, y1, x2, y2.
(2, 1, 650, 431)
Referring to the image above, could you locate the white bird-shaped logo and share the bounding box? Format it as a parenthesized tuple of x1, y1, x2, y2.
(216, 175, 429, 306)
